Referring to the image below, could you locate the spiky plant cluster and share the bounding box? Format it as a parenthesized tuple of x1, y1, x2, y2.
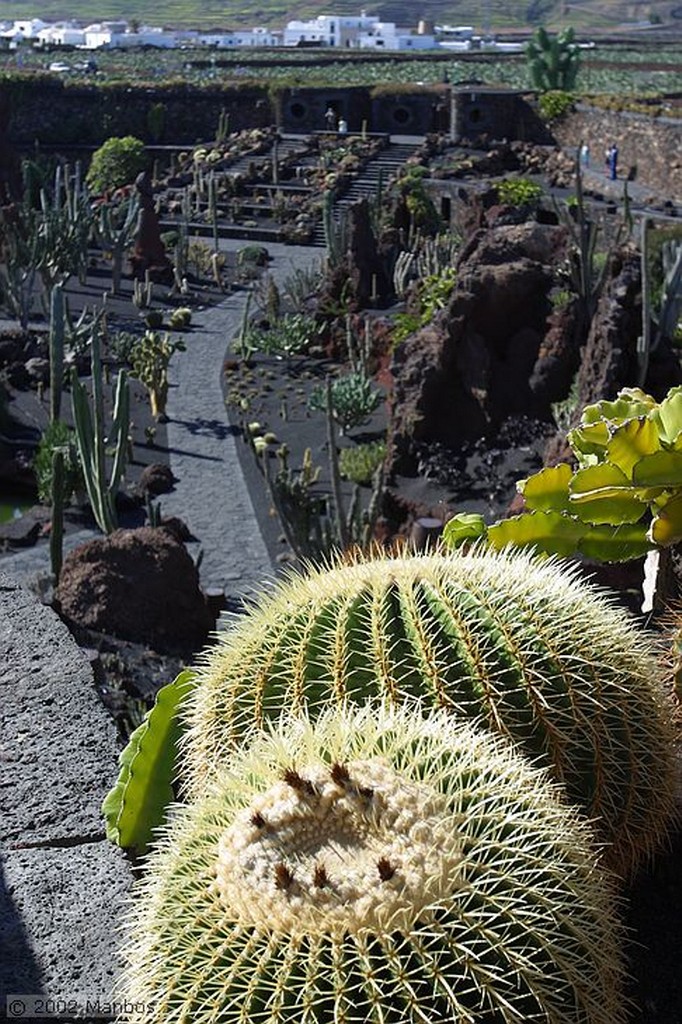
(121, 705, 628, 1024)
(183, 547, 676, 876)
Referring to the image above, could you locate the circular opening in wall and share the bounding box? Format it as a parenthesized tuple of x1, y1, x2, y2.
(392, 107, 410, 126)
(290, 101, 307, 119)
(468, 108, 482, 124)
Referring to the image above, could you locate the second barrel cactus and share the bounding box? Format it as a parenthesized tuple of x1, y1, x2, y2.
(183, 547, 676, 875)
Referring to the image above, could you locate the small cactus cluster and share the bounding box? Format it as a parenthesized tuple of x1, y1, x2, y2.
(121, 706, 628, 1024)
(117, 546, 678, 1023)
(183, 546, 676, 875)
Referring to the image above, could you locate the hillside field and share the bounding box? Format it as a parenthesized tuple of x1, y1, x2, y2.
(1, 0, 681, 32)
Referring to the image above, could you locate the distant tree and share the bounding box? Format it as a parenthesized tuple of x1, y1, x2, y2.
(526, 26, 581, 91)
(86, 136, 146, 195)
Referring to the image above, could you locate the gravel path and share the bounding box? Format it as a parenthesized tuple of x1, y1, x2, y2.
(2, 241, 324, 601)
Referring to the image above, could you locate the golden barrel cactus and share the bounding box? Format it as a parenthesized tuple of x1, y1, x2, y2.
(183, 548, 677, 875)
(121, 705, 627, 1024)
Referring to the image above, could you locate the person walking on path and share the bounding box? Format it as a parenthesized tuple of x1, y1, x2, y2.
(580, 142, 590, 168)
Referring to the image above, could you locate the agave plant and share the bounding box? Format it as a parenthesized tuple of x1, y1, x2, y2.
(119, 704, 627, 1024)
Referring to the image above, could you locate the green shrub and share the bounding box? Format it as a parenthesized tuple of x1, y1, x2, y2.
(86, 136, 146, 195)
(538, 89, 574, 121)
(396, 166, 442, 234)
(236, 244, 270, 268)
(392, 267, 457, 343)
(496, 177, 544, 207)
(339, 440, 386, 483)
(146, 102, 166, 143)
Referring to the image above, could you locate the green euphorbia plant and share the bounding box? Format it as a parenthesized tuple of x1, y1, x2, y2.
(444, 386, 682, 564)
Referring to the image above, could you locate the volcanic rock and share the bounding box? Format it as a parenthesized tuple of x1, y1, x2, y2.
(388, 222, 566, 474)
(56, 526, 213, 653)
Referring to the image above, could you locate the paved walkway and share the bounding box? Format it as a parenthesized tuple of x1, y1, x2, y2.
(1, 241, 323, 601)
(160, 240, 322, 597)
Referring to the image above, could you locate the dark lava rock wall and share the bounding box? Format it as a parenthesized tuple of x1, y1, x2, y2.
(553, 105, 682, 203)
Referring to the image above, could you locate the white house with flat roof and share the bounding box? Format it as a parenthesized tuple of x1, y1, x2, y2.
(36, 22, 86, 46)
(358, 21, 435, 49)
(200, 26, 280, 47)
(283, 13, 379, 47)
(283, 13, 435, 49)
(82, 22, 179, 48)
(2, 18, 50, 41)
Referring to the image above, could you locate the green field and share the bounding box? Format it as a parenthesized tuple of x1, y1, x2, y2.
(2, 41, 681, 97)
(0, 0, 680, 31)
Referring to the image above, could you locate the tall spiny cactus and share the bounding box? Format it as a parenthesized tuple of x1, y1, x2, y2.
(526, 26, 581, 92)
(638, 218, 682, 385)
(183, 547, 677, 875)
(207, 170, 220, 255)
(49, 448, 64, 583)
(34, 173, 93, 296)
(120, 704, 627, 1024)
(322, 190, 348, 269)
(70, 329, 130, 534)
(93, 192, 140, 294)
(48, 284, 65, 424)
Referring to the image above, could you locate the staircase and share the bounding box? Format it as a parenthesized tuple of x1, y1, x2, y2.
(312, 139, 422, 247)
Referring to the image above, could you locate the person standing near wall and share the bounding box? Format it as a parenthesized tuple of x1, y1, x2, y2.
(325, 106, 337, 131)
(609, 143, 619, 180)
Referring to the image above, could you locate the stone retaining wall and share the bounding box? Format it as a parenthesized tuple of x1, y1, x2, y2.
(552, 105, 682, 202)
(0, 572, 132, 1018)
(3, 80, 272, 146)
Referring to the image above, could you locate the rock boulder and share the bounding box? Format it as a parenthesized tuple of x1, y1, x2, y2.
(388, 222, 567, 474)
(56, 526, 213, 653)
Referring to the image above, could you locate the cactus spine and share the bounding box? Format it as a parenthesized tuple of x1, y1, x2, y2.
(70, 329, 130, 534)
(120, 705, 627, 1024)
(184, 547, 676, 875)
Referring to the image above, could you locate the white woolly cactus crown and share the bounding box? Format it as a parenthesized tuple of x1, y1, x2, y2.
(120, 704, 628, 1024)
(182, 545, 677, 875)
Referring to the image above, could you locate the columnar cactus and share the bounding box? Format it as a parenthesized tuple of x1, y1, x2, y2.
(121, 705, 627, 1024)
(184, 547, 677, 875)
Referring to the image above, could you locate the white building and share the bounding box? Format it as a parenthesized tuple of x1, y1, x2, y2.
(283, 13, 379, 47)
(358, 21, 435, 49)
(200, 27, 280, 47)
(82, 22, 179, 48)
(1, 18, 49, 41)
(36, 23, 86, 46)
(283, 13, 435, 49)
